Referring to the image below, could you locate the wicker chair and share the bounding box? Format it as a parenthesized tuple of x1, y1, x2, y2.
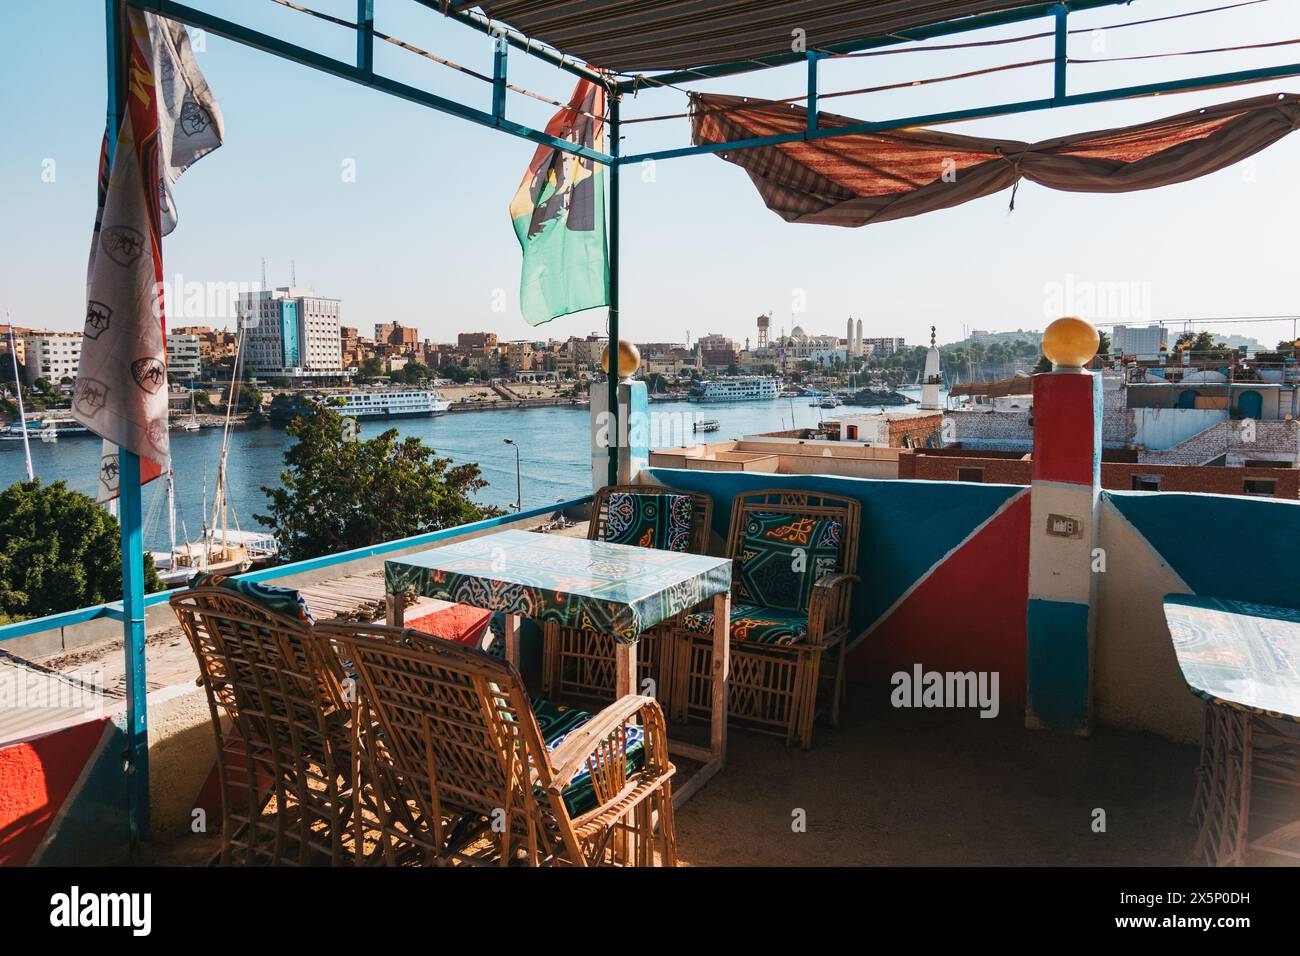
(541, 483, 713, 709)
(318, 622, 678, 867)
(671, 489, 860, 750)
(171, 586, 371, 865)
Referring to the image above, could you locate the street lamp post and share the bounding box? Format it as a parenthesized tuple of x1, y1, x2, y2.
(503, 437, 521, 511)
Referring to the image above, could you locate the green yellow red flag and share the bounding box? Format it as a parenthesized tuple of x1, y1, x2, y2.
(509, 79, 608, 327)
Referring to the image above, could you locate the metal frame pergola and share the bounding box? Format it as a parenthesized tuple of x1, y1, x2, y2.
(103, 0, 1300, 852)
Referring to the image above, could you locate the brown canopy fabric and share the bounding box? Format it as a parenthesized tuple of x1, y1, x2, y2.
(690, 92, 1300, 227)
(458, 1, 1062, 73)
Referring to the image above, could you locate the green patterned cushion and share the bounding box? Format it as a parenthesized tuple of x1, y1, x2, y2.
(682, 603, 809, 646)
(188, 571, 314, 623)
(736, 512, 842, 612)
(532, 698, 646, 816)
(602, 492, 694, 552)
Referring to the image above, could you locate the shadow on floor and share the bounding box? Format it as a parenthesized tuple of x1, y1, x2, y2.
(674, 690, 1200, 866)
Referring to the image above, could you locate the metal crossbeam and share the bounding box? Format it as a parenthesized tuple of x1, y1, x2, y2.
(619, 59, 1300, 166)
(126, 0, 612, 164)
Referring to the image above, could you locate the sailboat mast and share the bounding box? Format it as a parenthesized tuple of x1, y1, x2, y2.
(167, 467, 176, 555)
(209, 322, 243, 549)
(7, 315, 34, 481)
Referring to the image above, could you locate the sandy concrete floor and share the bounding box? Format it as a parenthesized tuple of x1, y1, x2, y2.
(673, 692, 1200, 866)
(153, 690, 1202, 867)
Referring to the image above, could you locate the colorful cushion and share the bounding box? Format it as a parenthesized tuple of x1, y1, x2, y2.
(188, 571, 313, 623)
(602, 492, 694, 553)
(736, 512, 842, 612)
(682, 603, 809, 646)
(532, 698, 646, 816)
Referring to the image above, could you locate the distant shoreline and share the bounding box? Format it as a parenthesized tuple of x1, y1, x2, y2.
(448, 397, 589, 413)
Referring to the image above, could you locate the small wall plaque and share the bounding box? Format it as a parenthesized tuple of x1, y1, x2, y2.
(1046, 513, 1082, 539)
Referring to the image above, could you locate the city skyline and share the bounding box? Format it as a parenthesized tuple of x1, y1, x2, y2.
(5, 2, 1300, 351)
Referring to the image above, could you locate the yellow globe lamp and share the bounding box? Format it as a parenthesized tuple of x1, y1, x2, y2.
(601, 340, 641, 381)
(1042, 316, 1100, 371)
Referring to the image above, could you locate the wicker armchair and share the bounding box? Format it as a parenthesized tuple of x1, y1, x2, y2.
(541, 483, 713, 708)
(171, 586, 371, 865)
(318, 622, 677, 867)
(671, 489, 860, 750)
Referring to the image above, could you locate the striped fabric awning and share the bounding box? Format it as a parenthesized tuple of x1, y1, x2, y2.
(690, 91, 1300, 227)
(456, 1, 1059, 73)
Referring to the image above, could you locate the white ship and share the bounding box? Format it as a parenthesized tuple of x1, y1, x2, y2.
(313, 388, 451, 419)
(0, 415, 91, 440)
(688, 377, 779, 403)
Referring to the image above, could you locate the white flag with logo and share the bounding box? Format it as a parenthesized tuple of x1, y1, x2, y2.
(76, 10, 223, 500)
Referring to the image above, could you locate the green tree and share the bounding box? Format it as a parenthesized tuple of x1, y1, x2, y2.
(401, 361, 431, 384)
(359, 356, 385, 382)
(441, 364, 471, 384)
(0, 479, 163, 623)
(257, 405, 500, 562)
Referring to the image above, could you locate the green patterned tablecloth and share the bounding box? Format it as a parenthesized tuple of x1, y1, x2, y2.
(386, 529, 732, 644)
(1164, 594, 1300, 723)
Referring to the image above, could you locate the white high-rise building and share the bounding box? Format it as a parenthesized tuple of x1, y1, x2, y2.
(237, 287, 344, 378)
(166, 332, 202, 381)
(1112, 324, 1167, 359)
(21, 332, 81, 385)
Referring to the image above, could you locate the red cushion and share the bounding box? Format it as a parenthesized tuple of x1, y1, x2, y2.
(406, 603, 493, 649)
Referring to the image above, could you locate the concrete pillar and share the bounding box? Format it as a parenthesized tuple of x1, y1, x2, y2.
(590, 378, 648, 490)
(1026, 369, 1102, 734)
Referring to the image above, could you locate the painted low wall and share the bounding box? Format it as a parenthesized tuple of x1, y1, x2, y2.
(1095, 490, 1300, 741)
(645, 468, 1030, 709)
(1130, 407, 1224, 453)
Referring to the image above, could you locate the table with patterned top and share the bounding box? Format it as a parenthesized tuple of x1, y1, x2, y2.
(1164, 594, 1300, 866)
(385, 528, 735, 804)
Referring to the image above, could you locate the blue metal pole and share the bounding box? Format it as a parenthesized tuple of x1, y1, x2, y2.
(356, 0, 374, 78)
(606, 91, 620, 488)
(105, 0, 151, 857)
(1053, 3, 1068, 104)
(491, 29, 507, 121)
(806, 52, 819, 133)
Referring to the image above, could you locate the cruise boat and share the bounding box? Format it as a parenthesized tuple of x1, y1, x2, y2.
(688, 377, 778, 403)
(0, 415, 90, 440)
(311, 388, 451, 419)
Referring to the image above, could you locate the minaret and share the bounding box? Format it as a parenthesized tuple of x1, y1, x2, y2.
(846, 317, 854, 356)
(855, 318, 864, 357)
(921, 325, 942, 410)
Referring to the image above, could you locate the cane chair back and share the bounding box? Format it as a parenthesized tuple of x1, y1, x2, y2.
(317, 622, 677, 866)
(171, 586, 357, 865)
(543, 484, 714, 705)
(673, 488, 862, 749)
(590, 483, 714, 554)
(725, 488, 860, 608)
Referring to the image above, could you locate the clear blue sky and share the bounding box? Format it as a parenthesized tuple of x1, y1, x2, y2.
(4, 0, 1300, 350)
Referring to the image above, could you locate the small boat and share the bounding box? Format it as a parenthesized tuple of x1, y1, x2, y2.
(694, 418, 721, 432)
(182, 390, 200, 431)
(819, 397, 842, 409)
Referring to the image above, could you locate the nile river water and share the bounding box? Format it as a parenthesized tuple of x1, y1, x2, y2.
(0, 392, 939, 552)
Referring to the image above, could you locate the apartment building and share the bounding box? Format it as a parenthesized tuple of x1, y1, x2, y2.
(237, 286, 343, 377)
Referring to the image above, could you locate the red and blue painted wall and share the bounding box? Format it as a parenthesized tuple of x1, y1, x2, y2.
(646, 467, 1031, 709)
(0, 716, 130, 866)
